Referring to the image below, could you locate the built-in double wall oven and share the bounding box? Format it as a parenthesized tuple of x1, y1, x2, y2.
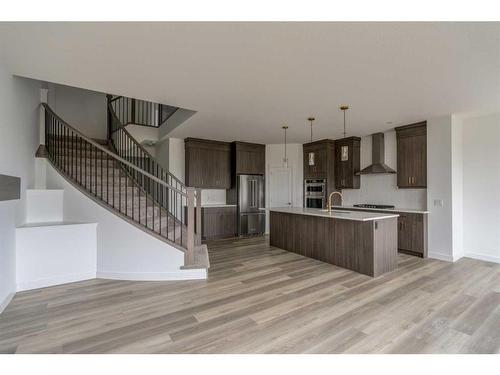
(304, 179, 326, 209)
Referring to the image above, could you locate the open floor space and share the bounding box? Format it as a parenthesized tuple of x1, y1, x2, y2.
(1, 236, 499, 354)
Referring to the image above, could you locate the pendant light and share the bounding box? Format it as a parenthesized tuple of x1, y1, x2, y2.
(282, 125, 289, 168)
(340, 105, 349, 161)
(307, 117, 315, 166)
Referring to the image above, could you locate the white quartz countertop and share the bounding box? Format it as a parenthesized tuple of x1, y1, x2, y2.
(201, 204, 237, 208)
(334, 205, 429, 214)
(269, 207, 399, 222)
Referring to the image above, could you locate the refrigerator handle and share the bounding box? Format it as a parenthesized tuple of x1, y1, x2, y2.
(253, 180, 257, 207)
(252, 180, 257, 207)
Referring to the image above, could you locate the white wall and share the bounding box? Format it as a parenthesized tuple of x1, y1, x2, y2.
(168, 138, 185, 184)
(0, 65, 40, 312)
(44, 160, 205, 280)
(48, 83, 107, 140)
(426, 115, 465, 262)
(26, 189, 64, 223)
(155, 138, 170, 171)
(16, 222, 97, 291)
(265, 143, 303, 232)
(342, 130, 427, 209)
(451, 115, 464, 260)
(462, 113, 500, 263)
(126, 124, 159, 156)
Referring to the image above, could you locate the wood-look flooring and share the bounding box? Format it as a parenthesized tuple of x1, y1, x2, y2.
(1, 236, 499, 354)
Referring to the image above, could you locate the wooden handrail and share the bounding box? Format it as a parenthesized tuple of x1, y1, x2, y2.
(41, 103, 187, 198)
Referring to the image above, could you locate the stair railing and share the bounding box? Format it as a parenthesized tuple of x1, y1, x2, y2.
(108, 95, 178, 128)
(106, 95, 188, 222)
(41, 103, 199, 264)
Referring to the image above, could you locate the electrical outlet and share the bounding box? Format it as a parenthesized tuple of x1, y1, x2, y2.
(433, 199, 444, 207)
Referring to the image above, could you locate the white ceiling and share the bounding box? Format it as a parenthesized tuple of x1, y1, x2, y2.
(0, 22, 499, 143)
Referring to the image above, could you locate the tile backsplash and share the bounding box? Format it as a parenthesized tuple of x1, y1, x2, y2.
(341, 131, 427, 210)
(201, 189, 227, 205)
(342, 173, 427, 209)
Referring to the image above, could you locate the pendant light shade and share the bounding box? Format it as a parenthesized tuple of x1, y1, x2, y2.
(282, 125, 289, 168)
(340, 106, 349, 161)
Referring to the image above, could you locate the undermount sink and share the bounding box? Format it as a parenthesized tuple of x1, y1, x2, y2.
(318, 209, 350, 214)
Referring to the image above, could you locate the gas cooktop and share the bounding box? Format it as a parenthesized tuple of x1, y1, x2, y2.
(353, 204, 395, 209)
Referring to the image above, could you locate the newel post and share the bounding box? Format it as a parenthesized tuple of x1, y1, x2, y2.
(39, 88, 48, 146)
(196, 188, 202, 246)
(186, 187, 196, 265)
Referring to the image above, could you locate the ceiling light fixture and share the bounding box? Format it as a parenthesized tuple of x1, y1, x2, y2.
(282, 125, 289, 168)
(340, 105, 350, 161)
(307, 117, 315, 166)
(308, 117, 315, 143)
(340, 105, 349, 139)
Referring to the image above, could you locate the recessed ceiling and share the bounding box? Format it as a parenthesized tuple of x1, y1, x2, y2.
(0, 22, 499, 143)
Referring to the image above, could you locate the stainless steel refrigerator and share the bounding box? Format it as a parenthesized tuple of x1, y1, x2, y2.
(237, 174, 265, 236)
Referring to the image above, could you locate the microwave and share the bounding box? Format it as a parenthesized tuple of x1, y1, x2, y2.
(304, 179, 326, 208)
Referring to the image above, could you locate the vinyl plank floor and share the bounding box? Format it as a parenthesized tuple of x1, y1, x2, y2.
(1, 236, 499, 354)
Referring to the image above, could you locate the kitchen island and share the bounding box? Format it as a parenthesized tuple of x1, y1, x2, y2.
(269, 207, 399, 277)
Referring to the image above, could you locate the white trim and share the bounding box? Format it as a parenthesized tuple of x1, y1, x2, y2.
(465, 252, 500, 264)
(0, 293, 15, 314)
(97, 269, 207, 281)
(16, 272, 96, 292)
(428, 251, 454, 262)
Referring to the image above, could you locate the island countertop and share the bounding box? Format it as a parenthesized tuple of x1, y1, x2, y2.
(268, 207, 399, 222)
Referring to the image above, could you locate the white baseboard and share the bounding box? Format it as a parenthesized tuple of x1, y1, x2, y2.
(465, 252, 500, 264)
(97, 269, 207, 281)
(16, 272, 97, 292)
(428, 251, 455, 262)
(0, 292, 15, 314)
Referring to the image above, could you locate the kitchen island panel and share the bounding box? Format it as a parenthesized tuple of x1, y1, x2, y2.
(269, 211, 397, 277)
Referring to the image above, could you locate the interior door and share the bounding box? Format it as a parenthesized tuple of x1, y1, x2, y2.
(269, 167, 292, 208)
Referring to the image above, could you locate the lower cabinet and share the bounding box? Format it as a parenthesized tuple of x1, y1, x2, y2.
(330, 207, 428, 258)
(201, 206, 237, 240)
(397, 213, 427, 257)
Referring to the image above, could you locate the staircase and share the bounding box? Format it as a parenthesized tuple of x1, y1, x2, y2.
(41, 103, 207, 270)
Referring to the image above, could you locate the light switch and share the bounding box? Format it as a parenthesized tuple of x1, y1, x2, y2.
(433, 199, 444, 207)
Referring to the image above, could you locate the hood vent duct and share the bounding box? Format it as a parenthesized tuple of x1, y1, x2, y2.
(357, 133, 396, 175)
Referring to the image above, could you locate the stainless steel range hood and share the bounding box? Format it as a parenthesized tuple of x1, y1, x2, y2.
(357, 133, 396, 175)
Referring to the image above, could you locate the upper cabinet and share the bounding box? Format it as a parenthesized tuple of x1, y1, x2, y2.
(303, 141, 332, 179)
(395, 122, 427, 188)
(232, 142, 265, 175)
(185, 138, 231, 189)
(334, 137, 361, 189)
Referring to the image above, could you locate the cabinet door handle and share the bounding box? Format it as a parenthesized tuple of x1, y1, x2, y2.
(408, 177, 411, 185)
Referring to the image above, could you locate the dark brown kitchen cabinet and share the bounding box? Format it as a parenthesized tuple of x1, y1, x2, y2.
(334, 137, 361, 189)
(397, 212, 427, 257)
(232, 142, 265, 175)
(396, 122, 427, 188)
(302, 140, 340, 205)
(202, 206, 237, 240)
(303, 142, 330, 179)
(330, 206, 428, 258)
(185, 138, 231, 189)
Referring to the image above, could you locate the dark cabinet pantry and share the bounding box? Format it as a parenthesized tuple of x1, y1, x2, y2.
(232, 141, 266, 176)
(334, 136, 361, 189)
(184, 138, 231, 189)
(395, 122, 427, 188)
